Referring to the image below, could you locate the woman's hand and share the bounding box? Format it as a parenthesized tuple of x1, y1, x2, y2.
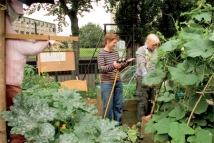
(113, 61, 122, 69)
(49, 40, 55, 45)
(147, 85, 152, 88)
(126, 58, 135, 62)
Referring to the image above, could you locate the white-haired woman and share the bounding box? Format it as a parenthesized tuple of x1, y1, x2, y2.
(135, 33, 160, 122)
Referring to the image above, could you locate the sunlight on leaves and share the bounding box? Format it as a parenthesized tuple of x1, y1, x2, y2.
(184, 39, 214, 58)
(187, 128, 213, 143)
(159, 39, 181, 52)
(142, 69, 166, 85)
(168, 66, 198, 85)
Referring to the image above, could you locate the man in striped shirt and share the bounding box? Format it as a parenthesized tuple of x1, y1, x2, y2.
(97, 33, 134, 126)
(135, 33, 160, 122)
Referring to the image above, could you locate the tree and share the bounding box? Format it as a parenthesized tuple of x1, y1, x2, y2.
(79, 22, 103, 48)
(25, 0, 116, 76)
(114, 0, 197, 44)
(157, 0, 197, 38)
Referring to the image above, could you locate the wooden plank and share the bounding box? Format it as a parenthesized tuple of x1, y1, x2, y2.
(5, 33, 78, 41)
(0, 4, 7, 142)
(122, 99, 137, 111)
(122, 110, 137, 127)
(60, 80, 88, 92)
(37, 51, 76, 74)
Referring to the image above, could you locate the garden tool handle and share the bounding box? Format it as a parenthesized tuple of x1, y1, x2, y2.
(103, 70, 119, 119)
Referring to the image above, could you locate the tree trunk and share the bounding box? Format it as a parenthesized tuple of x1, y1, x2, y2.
(0, 2, 7, 142)
(68, 11, 79, 78)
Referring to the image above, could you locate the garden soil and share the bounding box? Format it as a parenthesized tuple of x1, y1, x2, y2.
(85, 98, 102, 116)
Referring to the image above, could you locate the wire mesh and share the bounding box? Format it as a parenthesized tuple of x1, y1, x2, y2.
(120, 65, 136, 85)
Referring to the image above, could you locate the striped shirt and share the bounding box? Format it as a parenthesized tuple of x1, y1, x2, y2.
(97, 49, 128, 82)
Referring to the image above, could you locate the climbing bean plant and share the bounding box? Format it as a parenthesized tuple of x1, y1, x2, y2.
(142, 2, 214, 143)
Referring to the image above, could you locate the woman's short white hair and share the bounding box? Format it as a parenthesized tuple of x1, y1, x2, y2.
(145, 33, 160, 45)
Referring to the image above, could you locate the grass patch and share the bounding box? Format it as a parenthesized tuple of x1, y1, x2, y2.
(29, 48, 125, 59)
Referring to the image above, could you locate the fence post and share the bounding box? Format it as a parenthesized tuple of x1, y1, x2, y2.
(0, 1, 7, 142)
(94, 63, 97, 80)
(54, 72, 58, 82)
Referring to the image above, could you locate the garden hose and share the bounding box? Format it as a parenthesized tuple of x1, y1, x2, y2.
(103, 70, 119, 119)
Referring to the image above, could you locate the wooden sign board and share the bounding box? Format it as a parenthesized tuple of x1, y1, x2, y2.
(37, 51, 75, 74)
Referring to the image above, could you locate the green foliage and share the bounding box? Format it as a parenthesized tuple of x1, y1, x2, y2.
(59, 40, 73, 49)
(143, 1, 214, 142)
(142, 69, 166, 86)
(168, 122, 195, 143)
(79, 22, 103, 48)
(123, 85, 136, 99)
(187, 128, 213, 143)
(22, 64, 60, 90)
(114, 0, 139, 40)
(2, 86, 129, 143)
(158, 0, 197, 38)
(120, 124, 143, 143)
(114, 0, 197, 44)
(78, 87, 97, 99)
(6, 64, 141, 142)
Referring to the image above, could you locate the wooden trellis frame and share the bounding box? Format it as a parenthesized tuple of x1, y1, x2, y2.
(0, 4, 6, 143)
(5, 33, 78, 41)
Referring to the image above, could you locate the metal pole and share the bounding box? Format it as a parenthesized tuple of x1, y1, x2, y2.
(104, 24, 106, 36)
(55, 72, 58, 82)
(132, 24, 135, 66)
(82, 31, 104, 80)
